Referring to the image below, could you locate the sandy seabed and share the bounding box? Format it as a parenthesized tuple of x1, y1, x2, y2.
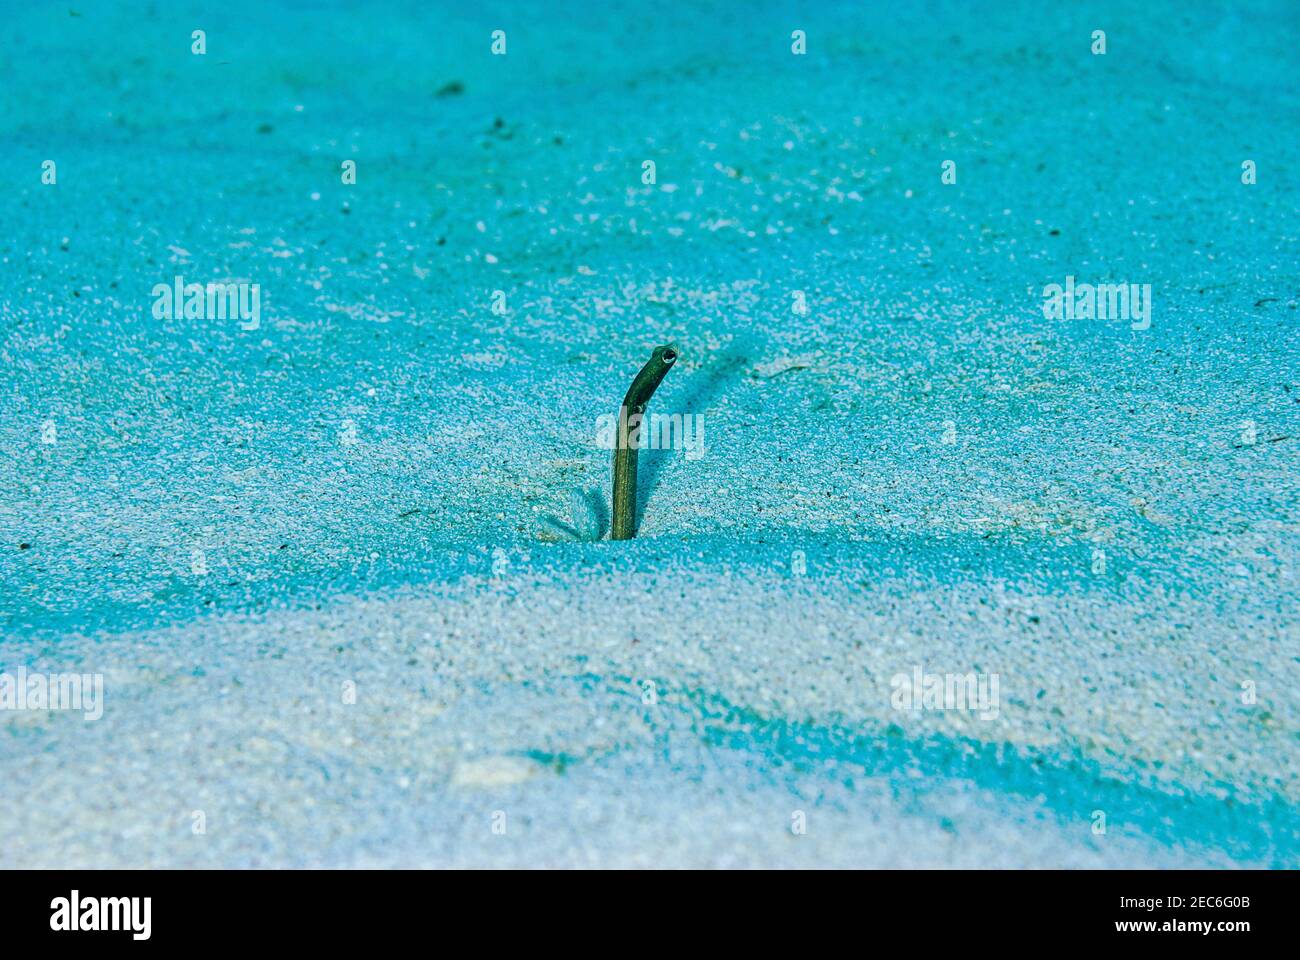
(2, 0, 1298, 866)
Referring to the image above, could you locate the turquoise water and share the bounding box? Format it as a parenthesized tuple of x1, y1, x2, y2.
(1, 1, 1297, 866)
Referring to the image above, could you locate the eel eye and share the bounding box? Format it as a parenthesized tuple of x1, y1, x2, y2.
(662, 349, 677, 364)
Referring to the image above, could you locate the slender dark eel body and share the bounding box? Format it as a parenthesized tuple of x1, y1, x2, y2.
(611, 344, 677, 540)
